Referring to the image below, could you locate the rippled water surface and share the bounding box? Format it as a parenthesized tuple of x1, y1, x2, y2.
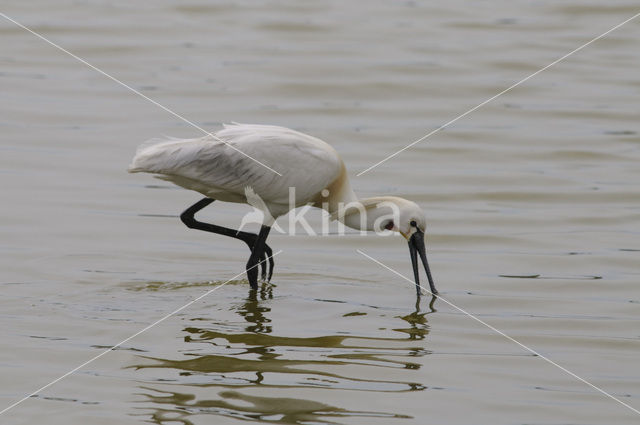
(1, 1, 640, 424)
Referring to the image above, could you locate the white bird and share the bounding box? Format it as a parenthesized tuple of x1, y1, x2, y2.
(129, 123, 437, 295)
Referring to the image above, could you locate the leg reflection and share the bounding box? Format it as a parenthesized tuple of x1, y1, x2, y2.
(238, 284, 273, 334)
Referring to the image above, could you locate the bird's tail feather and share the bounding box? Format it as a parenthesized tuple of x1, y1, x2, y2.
(127, 136, 207, 173)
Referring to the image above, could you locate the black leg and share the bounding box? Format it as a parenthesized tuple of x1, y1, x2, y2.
(180, 197, 276, 283)
(246, 225, 271, 289)
(263, 244, 274, 281)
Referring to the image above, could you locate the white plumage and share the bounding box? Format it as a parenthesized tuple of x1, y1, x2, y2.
(129, 123, 343, 218)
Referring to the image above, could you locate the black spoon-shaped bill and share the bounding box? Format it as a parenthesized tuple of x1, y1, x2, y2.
(408, 230, 437, 296)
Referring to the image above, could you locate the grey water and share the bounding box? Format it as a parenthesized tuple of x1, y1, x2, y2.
(1, 1, 640, 424)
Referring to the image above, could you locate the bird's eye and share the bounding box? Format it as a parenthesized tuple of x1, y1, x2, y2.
(384, 221, 394, 230)
(410, 220, 417, 227)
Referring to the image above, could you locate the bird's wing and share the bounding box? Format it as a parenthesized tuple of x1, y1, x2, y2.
(129, 124, 343, 213)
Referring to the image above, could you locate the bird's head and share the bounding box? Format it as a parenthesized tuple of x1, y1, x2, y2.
(355, 197, 438, 296)
(386, 199, 426, 240)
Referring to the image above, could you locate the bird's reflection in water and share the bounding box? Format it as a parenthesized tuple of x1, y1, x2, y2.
(395, 295, 437, 343)
(138, 388, 410, 425)
(237, 285, 273, 334)
(132, 285, 437, 424)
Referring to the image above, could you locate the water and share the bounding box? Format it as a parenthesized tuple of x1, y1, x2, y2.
(1, 1, 640, 424)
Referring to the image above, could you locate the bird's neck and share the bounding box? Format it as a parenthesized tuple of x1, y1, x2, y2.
(313, 163, 400, 232)
(313, 166, 394, 232)
(313, 162, 357, 214)
(332, 196, 403, 231)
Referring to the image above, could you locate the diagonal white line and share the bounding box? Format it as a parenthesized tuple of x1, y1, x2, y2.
(356, 249, 640, 416)
(357, 11, 640, 176)
(0, 250, 283, 416)
(0, 12, 282, 177)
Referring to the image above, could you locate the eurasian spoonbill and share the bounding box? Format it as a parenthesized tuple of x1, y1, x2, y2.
(128, 123, 437, 295)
